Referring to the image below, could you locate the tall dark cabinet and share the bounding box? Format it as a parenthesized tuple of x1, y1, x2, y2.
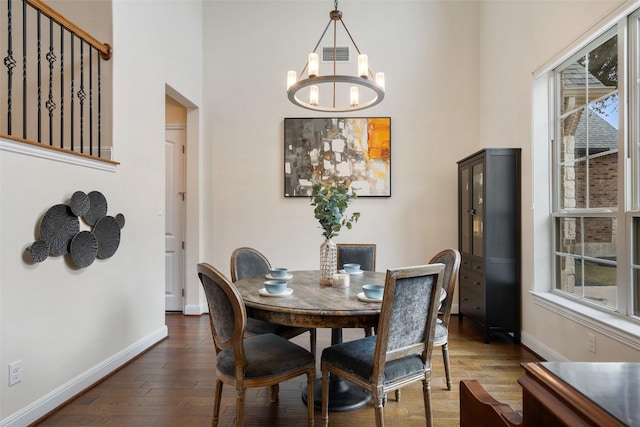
(458, 148, 521, 343)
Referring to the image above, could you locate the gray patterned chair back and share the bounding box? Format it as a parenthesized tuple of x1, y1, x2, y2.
(197, 263, 245, 354)
(372, 263, 444, 381)
(336, 244, 376, 271)
(230, 247, 271, 282)
(384, 266, 441, 353)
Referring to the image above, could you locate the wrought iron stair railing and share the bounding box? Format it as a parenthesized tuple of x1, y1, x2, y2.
(1, 0, 115, 164)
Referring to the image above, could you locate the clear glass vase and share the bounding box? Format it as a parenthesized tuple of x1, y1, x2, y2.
(319, 238, 337, 284)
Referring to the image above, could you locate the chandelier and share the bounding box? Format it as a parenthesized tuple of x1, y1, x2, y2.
(286, 1, 385, 112)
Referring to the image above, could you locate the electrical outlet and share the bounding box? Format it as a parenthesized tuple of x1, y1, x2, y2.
(587, 333, 596, 353)
(9, 360, 22, 386)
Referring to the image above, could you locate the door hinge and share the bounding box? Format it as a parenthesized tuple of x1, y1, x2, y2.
(182, 241, 185, 249)
(182, 145, 185, 154)
(182, 289, 185, 297)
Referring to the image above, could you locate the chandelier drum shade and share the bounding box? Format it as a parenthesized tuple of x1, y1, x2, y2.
(286, 1, 385, 112)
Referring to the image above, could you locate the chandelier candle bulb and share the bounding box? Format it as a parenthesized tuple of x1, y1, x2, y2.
(376, 72, 385, 90)
(308, 53, 319, 77)
(350, 86, 359, 106)
(287, 71, 297, 89)
(310, 86, 319, 106)
(358, 54, 368, 78)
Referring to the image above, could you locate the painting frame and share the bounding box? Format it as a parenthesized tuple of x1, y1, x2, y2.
(284, 117, 391, 198)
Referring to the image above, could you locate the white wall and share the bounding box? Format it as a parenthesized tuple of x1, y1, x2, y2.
(202, 0, 480, 275)
(0, 0, 203, 424)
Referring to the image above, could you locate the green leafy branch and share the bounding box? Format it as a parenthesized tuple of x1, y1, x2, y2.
(310, 181, 360, 240)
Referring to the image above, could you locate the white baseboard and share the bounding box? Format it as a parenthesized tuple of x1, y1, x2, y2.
(0, 325, 168, 427)
(451, 303, 459, 315)
(184, 303, 207, 315)
(520, 330, 569, 362)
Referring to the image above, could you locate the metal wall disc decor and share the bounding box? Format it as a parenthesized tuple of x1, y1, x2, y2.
(70, 231, 99, 268)
(94, 216, 121, 259)
(26, 240, 50, 263)
(39, 204, 80, 256)
(70, 191, 90, 217)
(85, 191, 108, 226)
(27, 191, 125, 268)
(115, 213, 126, 229)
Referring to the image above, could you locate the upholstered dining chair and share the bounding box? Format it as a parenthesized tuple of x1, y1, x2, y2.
(394, 248, 461, 402)
(197, 263, 315, 427)
(230, 247, 316, 357)
(320, 263, 445, 427)
(337, 243, 377, 336)
(336, 243, 377, 272)
(430, 248, 461, 390)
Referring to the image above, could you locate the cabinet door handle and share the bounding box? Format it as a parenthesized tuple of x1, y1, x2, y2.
(474, 265, 482, 270)
(467, 208, 476, 216)
(474, 306, 481, 310)
(474, 281, 481, 286)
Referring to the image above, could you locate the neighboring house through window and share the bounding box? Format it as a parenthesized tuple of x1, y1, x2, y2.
(554, 31, 619, 311)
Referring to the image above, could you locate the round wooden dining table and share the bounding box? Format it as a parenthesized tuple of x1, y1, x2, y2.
(234, 269, 386, 411)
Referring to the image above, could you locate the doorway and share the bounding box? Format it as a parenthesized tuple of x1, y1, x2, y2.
(165, 96, 187, 312)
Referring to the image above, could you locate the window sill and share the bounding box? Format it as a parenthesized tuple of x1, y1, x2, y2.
(531, 290, 640, 352)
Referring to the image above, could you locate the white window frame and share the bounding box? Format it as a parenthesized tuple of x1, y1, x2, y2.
(531, 2, 640, 348)
(552, 27, 622, 312)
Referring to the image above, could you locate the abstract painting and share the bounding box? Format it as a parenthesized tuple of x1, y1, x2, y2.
(284, 117, 391, 197)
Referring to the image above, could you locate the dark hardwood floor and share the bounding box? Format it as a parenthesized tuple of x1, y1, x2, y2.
(35, 314, 540, 426)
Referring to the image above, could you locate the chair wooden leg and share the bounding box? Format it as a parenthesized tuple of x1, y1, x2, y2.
(422, 378, 433, 427)
(394, 389, 401, 401)
(212, 380, 223, 427)
(321, 366, 330, 426)
(310, 329, 317, 357)
(235, 387, 245, 427)
(269, 384, 279, 402)
(306, 370, 315, 427)
(373, 390, 385, 427)
(442, 343, 452, 390)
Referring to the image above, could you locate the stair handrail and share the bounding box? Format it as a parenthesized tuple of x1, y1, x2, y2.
(27, 0, 112, 60)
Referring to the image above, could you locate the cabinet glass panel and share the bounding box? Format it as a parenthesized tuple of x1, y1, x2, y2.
(461, 167, 471, 254)
(472, 163, 484, 257)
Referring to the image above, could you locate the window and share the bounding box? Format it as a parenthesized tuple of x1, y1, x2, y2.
(526, 4, 640, 348)
(552, 15, 639, 320)
(554, 30, 620, 311)
(550, 3, 640, 320)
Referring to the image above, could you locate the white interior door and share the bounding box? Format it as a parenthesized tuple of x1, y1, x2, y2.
(165, 125, 186, 311)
